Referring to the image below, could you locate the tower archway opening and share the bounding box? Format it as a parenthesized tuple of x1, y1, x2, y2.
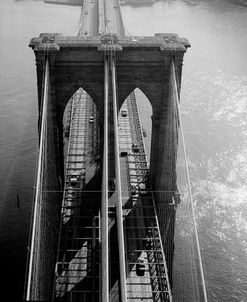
(119, 88, 152, 162)
(134, 88, 152, 161)
(62, 87, 101, 211)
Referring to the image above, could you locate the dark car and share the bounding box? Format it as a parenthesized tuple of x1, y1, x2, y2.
(132, 143, 140, 152)
(136, 257, 146, 276)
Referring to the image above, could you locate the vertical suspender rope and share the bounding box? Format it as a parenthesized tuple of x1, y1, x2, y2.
(101, 56, 109, 302)
(171, 60, 208, 302)
(26, 58, 49, 300)
(111, 58, 127, 302)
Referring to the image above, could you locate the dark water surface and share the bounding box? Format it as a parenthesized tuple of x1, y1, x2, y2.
(0, 0, 246, 300)
(123, 2, 247, 300)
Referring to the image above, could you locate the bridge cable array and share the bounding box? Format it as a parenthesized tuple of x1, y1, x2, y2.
(100, 32, 128, 302)
(26, 50, 50, 300)
(172, 60, 208, 302)
(26, 0, 193, 300)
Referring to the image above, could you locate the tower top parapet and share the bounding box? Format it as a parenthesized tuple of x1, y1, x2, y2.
(29, 32, 190, 53)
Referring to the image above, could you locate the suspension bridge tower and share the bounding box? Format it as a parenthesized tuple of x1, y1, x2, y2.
(25, 0, 190, 301)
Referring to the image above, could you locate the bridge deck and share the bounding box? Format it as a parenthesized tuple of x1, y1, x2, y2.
(46, 0, 172, 301)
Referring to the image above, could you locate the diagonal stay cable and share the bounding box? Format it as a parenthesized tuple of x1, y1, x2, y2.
(171, 60, 208, 302)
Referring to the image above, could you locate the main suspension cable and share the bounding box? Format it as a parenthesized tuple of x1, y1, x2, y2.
(171, 60, 208, 302)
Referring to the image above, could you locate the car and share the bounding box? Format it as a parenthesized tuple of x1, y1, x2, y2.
(66, 189, 75, 198)
(131, 185, 138, 195)
(139, 183, 147, 195)
(70, 177, 78, 186)
(121, 109, 127, 117)
(89, 116, 94, 123)
(132, 143, 140, 152)
(136, 257, 146, 276)
(64, 125, 70, 137)
(120, 151, 128, 157)
(142, 126, 147, 137)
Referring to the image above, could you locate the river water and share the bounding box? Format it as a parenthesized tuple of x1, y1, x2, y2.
(0, 0, 246, 300)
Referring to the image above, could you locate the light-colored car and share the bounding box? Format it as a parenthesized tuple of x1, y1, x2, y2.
(139, 183, 147, 195)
